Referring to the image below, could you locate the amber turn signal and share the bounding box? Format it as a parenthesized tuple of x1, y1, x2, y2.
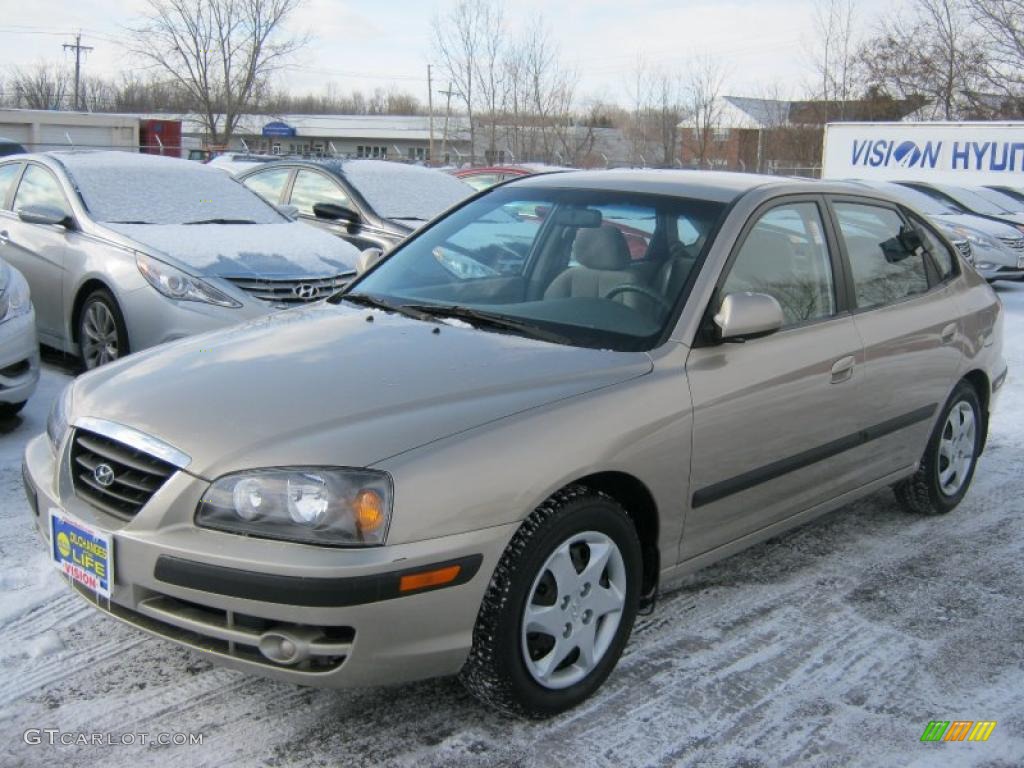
(353, 489, 386, 533)
(399, 564, 462, 593)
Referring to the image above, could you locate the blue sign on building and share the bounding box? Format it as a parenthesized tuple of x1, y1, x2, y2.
(262, 121, 297, 138)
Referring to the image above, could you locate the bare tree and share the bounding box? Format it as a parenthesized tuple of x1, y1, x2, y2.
(808, 0, 859, 115)
(685, 55, 727, 169)
(7, 64, 72, 110)
(859, 0, 985, 119)
(966, 0, 1024, 114)
(129, 0, 307, 146)
(652, 69, 686, 167)
(432, 0, 488, 162)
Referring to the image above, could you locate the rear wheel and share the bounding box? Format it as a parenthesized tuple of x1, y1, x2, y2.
(77, 288, 129, 370)
(460, 486, 642, 718)
(893, 381, 983, 515)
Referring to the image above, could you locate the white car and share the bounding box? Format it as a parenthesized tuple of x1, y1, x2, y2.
(0, 257, 39, 417)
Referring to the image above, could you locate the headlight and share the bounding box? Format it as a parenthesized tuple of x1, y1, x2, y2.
(0, 264, 31, 323)
(136, 252, 241, 308)
(940, 225, 996, 252)
(47, 384, 72, 454)
(196, 468, 393, 546)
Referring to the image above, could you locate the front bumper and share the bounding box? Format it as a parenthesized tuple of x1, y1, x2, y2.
(23, 432, 514, 687)
(0, 309, 40, 406)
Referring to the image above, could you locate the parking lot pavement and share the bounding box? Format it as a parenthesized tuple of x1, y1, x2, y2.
(1, 284, 1022, 768)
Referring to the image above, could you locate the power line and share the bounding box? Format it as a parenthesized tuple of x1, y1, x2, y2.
(63, 32, 94, 111)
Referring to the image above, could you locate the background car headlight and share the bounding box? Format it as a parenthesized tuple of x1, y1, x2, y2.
(136, 252, 241, 308)
(0, 263, 31, 323)
(196, 468, 393, 546)
(46, 384, 72, 453)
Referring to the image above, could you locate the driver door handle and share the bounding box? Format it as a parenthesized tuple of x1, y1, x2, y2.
(941, 322, 957, 344)
(0, 230, 8, 247)
(831, 355, 856, 384)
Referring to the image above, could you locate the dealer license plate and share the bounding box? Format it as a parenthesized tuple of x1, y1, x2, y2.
(49, 509, 113, 599)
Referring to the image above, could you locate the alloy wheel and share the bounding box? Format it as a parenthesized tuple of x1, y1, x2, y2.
(81, 301, 121, 369)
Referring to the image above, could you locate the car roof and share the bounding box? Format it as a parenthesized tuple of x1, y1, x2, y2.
(509, 169, 825, 203)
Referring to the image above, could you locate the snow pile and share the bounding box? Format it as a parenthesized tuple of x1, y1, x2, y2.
(57, 152, 282, 225)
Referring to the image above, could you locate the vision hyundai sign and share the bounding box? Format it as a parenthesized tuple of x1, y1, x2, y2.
(822, 122, 1024, 186)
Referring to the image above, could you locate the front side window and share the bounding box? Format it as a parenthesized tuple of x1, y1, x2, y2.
(834, 202, 930, 309)
(0, 163, 21, 209)
(242, 168, 291, 204)
(13, 165, 71, 217)
(344, 187, 725, 351)
(289, 170, 351, 216)
(721, 202, 836, 326)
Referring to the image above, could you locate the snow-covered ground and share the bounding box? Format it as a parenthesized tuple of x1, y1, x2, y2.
(2, 285, 1023, 767)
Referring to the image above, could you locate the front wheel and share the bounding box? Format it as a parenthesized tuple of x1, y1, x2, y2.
(77, 288, 129, 371)
(893, 381, 984, 515)
(460, 486, 642, 718)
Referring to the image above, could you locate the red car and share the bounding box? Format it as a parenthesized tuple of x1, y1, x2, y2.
(451, 166, 535, 191)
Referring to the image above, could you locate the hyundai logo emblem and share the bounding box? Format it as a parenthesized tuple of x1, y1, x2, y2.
(294, 283, 319, 300)
(93, 463, 116, 488)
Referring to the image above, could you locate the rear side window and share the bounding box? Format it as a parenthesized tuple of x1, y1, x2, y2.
(833, 202, 930, 309)
(13, 165, 71, 217)
(242, 167, 291, 204)
(0, 163, 20, 209)
(721, 202, 836, 327)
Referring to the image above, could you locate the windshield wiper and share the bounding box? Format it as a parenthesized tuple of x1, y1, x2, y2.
(338, 292, 437, 322)
(107, 220, 154, 224)
(185, 218, 259, 225)
(403, 304, 571, 344)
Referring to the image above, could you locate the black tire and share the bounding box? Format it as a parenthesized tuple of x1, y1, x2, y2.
(459, 486, 642, 718)
(77, 288, 129, 370)
(0, 401, 26, 419)
(893, 380, 984, 515)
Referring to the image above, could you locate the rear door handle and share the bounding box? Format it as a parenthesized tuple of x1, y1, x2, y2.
(831, 355, 856, 384)
(941, 322, 957, 344)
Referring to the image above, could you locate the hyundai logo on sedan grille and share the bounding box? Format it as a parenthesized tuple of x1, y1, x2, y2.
(93, 463, 116, 487)
(294, 284, 320, 300)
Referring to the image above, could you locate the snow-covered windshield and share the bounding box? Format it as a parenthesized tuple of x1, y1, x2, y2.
(875, 183, 954, 215)
(342, 160, 472, 221)
(971, 186, 1024, 213)
(943, 185, 1010, 215)
(58, 152, 283, 225)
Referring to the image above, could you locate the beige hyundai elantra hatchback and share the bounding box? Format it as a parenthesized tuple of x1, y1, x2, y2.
(23, 171, 1005, 717)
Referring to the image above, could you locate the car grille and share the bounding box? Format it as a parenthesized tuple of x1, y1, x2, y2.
(997, 236, 1024, 251)
(225, 274, 354, 306)
(71, 429, 177, 519)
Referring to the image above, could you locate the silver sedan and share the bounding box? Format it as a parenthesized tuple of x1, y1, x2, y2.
(0, 151, 361, 369)
(0, 257, 38, 416)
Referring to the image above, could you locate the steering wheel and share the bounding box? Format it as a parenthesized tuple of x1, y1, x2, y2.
(604, 284, 672, 312)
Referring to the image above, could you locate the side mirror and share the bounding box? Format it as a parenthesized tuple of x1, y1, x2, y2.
(276, 204, 299, 220)
(17, 205, 73, 228)
(714, 292, 784, 342)
(313, 202, 359, 223)
(356, 247, 384, 274)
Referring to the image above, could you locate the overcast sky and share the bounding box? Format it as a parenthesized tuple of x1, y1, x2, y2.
(0, 0, 891, 107)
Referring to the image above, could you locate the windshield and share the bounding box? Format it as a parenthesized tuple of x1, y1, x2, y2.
(872, 182, 954, 215)
(342, 160, 472, 221)
(60, 152, 284, 225)
(971, 186, 1024, 213)
(941, 185, 1011, 215)
(343, 187, 726, 351)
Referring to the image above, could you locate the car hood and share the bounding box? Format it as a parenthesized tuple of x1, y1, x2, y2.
(105, 222, 361, 278)
(71, 304, 653, 479)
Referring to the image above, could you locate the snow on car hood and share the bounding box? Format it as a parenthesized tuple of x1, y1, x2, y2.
(71, 303, 652, 479)
(107, 222, 361, 277)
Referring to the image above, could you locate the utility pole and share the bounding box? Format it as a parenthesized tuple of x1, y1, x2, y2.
(439, 82, 457, 165)
(63, 33, 93, 111)
(427, 64, 435, 166)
